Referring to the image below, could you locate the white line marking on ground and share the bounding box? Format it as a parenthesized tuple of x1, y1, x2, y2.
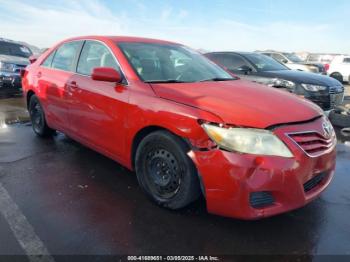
(0, 182, 55, 262)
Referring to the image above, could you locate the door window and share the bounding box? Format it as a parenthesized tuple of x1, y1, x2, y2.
(213, 54, 250, 71)
(343, 58, 350, 63)
(51, 41, 82, 72)
(77, 41, 120, 76)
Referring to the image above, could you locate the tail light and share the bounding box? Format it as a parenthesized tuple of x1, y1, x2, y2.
(324, 64, 330, 72)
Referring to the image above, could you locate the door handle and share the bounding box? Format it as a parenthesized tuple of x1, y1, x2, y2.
(36, 71, 42, 78)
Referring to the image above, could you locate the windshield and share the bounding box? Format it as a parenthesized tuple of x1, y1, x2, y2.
(283, 53, 303, 63)
(0, 41, 33, 58)
(244, 53, 289, 72)
(117, 42, 234, 83)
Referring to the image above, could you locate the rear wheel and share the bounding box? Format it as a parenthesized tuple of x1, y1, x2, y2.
(29, 95, 55, 137)
(330, 72, 343, 83)
(135, 130, 201, 209)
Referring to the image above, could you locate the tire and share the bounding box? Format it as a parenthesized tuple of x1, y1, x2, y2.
(329, 109, 350, 128)
(330, 72, 344, 83)
(29, 95, 55, 137)
(135, 130, 201, 210)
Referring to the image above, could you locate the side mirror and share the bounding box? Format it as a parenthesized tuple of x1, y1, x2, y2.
(91, 67, 122, 83)
(236, 65, 253, 75)
(281, 59, 288, 64)
(29, 55, 38, 64)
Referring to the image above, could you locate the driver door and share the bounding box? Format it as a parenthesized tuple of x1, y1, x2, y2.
(67, 40, 129, 158)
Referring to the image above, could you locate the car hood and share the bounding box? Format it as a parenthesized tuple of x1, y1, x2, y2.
(151, 80, 323, 128)
(261, 70, 341, 86)
(0, 55, 29, 66)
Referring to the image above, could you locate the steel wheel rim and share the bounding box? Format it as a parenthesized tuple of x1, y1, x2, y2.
(30, 101, 44, 133)
(145, 148, 182, 199)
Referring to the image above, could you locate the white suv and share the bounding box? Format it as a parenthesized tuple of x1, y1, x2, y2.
(328, 55, 350, 83)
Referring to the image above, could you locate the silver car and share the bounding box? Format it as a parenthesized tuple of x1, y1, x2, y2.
(259, 51, 325, 74)
(0, 38, 31, 96)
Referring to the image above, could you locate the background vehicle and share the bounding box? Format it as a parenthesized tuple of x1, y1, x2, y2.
(305, 53, 340, 73)
(0, 38, 32, 96)
(22, 36, 336, 219)
(259, 51, 325, 74)
(206, 52, 344, 112)
(328, 55, 350, 83)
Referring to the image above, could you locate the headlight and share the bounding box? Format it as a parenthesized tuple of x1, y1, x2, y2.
(202, 124, 293, 157)
(0, 62, 16, 72)
(301, 83, 327, 92)
(267, 78, 295, 89)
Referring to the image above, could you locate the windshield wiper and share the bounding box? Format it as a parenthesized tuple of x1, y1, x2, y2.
(144, 79, 188, 83)
(198, 77, 237, 82)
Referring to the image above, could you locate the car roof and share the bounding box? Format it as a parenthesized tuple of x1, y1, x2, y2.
(62, 35, 179, 45)
(258, 51, 282, 53)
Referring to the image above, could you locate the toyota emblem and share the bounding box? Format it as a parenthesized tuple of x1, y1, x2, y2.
(322, 121, 332, 139)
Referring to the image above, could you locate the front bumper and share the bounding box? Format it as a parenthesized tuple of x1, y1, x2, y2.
(190, 118, 336, 220)
(0, 71, 22, 95)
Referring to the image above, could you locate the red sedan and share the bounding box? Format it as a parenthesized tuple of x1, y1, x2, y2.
(22, 36, 336, 219)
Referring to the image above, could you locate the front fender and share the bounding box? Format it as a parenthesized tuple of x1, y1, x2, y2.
(124, 93, 223, 169)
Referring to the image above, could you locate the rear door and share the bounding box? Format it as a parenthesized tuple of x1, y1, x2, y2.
(37, 41, 83, 131)
(67, 40, 129, 158)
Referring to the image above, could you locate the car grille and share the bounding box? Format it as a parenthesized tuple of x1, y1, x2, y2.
(329, 86, 344, 108)
(303, 172, 327, 192)
(287, 131, 335, 157)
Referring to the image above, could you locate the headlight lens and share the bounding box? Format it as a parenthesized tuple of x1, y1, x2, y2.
(0, 62, 16, 72)
(202, 124, 293, 157)
(267, 78, 295, 89)
(301, 83, 327, 92)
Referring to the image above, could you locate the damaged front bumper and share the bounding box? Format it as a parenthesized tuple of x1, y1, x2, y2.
(189, 117, 337, 219)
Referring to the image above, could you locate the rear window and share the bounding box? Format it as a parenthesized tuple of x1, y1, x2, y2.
(307, 55, 320, 62)
(0, 41, 32, 58)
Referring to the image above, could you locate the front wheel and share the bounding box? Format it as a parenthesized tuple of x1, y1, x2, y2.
(29, 95, 55, 137)
(135, 130, 201, 209)
(330, 72, 343, 83)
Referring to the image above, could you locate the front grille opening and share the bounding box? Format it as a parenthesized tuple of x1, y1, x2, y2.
(288, 132, 334, 157)
(303, 172, 327, 192)
(250, 191, 275, 208)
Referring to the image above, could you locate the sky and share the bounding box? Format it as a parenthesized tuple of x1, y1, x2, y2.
(0, 0, 349, 53)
